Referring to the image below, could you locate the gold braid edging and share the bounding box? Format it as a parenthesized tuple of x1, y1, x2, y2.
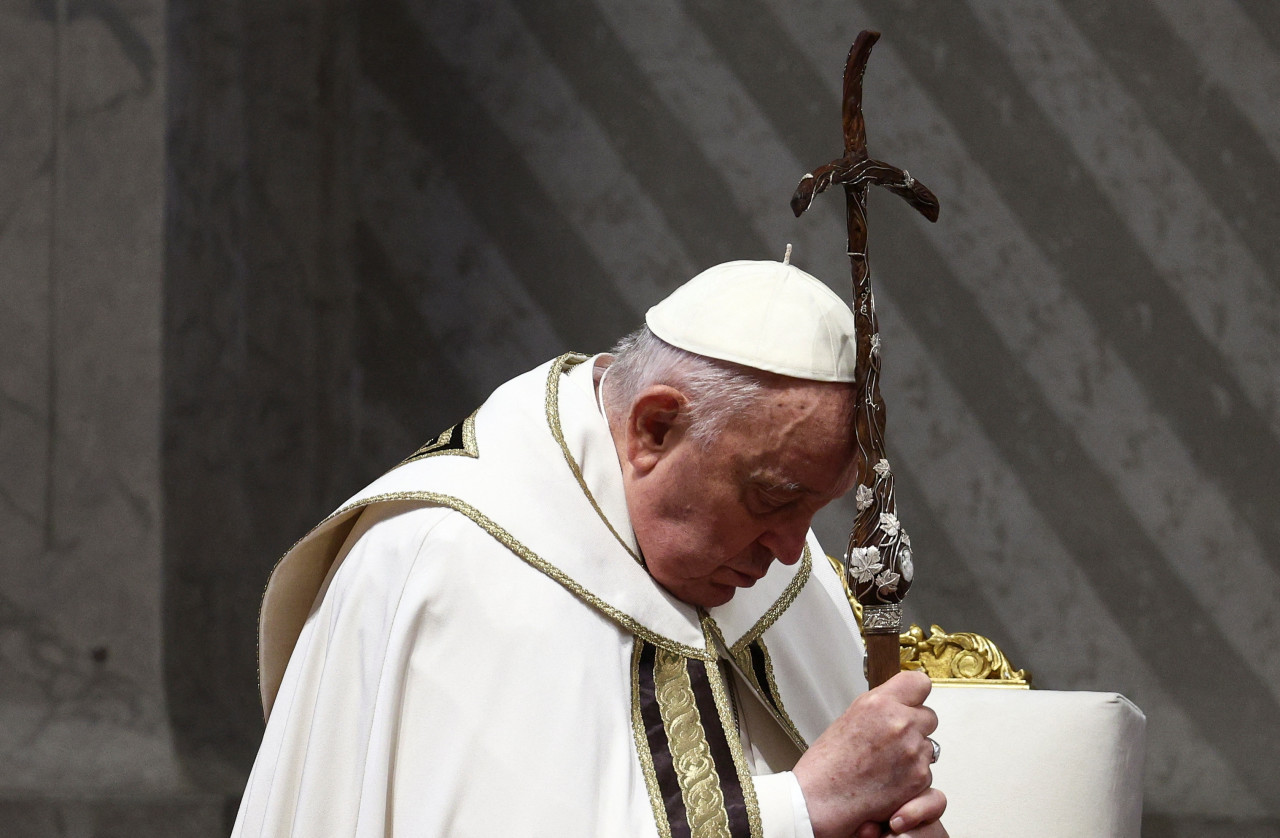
(728, 547, 812, 655)
(545, 354, 645, 566)
(739, 639, 807, 753)
(316, 491, 714, 661)
(632, 641, 674, 838)
(398, 409, 480, 465)
(703, 616, 808, 754)
(703, 651, 764, 838)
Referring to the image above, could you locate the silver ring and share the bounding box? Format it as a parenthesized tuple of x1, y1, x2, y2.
(928, 737, 941, 763)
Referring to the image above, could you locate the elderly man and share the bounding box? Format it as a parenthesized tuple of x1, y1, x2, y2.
(233, 260, 945, 838)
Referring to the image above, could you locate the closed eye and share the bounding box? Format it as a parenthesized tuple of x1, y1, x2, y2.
(753, 488, 802, 512)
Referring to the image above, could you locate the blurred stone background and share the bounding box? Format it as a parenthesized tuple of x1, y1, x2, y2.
(2, 0, 1278, 835)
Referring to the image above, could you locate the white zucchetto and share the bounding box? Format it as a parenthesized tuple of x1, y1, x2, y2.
(645, 259, 859, 383)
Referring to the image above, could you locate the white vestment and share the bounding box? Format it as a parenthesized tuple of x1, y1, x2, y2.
(233, 355, 866, 837)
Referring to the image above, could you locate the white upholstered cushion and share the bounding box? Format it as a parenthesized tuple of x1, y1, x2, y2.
(927, 688, 1146, 837)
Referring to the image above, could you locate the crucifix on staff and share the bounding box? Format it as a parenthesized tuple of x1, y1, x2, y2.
(792, 29, 940, 688)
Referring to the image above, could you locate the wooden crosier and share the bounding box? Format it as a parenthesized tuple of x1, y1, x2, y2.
(791, 30, 940, 688)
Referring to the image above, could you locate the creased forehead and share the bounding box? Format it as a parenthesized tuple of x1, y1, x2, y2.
(737, 379, 858, 438)
(730, 387, 858, 491)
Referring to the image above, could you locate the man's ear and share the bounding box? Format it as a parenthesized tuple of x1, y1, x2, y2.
(625, 386, 688, 474)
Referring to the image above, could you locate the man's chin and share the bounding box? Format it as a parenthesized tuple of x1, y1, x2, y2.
(653, 573, 741, 608)
(684, 582, 737, 609)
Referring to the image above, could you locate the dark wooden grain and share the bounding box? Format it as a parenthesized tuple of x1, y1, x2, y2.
(791, 31, 941, 681)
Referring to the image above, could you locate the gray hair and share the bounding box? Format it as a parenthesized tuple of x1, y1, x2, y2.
(602, 326, 776, 447)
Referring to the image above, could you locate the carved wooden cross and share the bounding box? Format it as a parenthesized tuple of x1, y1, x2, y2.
(791, 30, 940, 688)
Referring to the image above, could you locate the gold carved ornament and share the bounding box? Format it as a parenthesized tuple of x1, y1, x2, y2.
(827, 555, 1030, 688)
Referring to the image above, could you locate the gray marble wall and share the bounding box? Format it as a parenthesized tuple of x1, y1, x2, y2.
(0, 0, 222, 834)
(1, 0, 168, 791)
(163, 0, 359, 788)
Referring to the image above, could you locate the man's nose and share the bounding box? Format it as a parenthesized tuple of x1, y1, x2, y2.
(760, 518, 810, 565)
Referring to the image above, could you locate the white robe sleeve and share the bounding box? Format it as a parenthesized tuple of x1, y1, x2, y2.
(755, 771, 816, 838)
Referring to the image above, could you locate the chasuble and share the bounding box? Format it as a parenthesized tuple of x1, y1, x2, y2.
(232, 355, 866, 837)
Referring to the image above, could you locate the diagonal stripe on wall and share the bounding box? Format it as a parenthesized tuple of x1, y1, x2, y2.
(332, 0, 1280, 821)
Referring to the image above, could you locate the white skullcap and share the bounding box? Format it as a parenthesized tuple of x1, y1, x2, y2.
(646, 259, 859, 383)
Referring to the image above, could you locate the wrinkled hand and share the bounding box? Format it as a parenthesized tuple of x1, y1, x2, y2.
(856, 814, 948, 838)
(851, 788, 947, 837)
(792, 671, 945, 838)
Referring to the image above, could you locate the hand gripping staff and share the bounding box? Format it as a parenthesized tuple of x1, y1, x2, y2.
(791, 31, 940, 688)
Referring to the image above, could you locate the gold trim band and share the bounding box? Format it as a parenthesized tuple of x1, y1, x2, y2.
(545, 354, 646, 566)
(654, 648, 734, 837)
(315, 491, 714, 661)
